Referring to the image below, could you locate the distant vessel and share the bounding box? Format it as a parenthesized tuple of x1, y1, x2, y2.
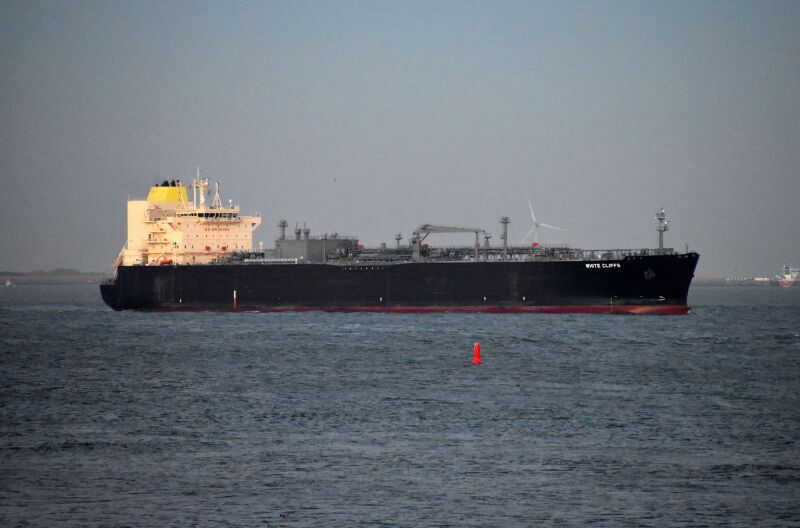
(101, 172, 699, 314)
(4, 279, 12, 287)
(777, 265, 798, 288)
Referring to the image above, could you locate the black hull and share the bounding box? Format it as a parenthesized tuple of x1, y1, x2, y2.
(100, 253, 699, 314)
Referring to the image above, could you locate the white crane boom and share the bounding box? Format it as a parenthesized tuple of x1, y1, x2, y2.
(415, 224, 485, 234)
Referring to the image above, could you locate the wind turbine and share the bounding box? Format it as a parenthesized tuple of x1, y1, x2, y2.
(520, 194, 564, 245)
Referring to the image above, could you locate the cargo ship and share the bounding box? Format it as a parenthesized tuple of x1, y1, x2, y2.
(777, 265, 798, 288)
(100, 172, 699, 314)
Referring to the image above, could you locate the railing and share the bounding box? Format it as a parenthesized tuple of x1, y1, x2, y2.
(115, 245, 685, 269)
(390, 245, 677, 262)
(110, 243, 127, 279)
(241, 257, 300, 264)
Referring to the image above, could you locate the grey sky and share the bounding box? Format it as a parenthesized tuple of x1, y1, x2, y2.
(1, 0, 798, 277)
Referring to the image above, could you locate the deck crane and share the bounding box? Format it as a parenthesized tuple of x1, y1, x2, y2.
(411, 224, 486, 261)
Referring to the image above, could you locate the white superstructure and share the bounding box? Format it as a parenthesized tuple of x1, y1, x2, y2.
(118, 170, 261, 267)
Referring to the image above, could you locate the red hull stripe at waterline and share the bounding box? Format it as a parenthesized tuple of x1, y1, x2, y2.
(154, 304, 691, 315)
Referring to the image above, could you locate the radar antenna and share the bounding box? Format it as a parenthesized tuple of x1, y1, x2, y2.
(212, 181, 223, 209)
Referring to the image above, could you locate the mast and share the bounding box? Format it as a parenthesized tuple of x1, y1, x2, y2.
(656, 208, 669, 254)
(193, 167, 208, 209)
(500, 216, 510, 259)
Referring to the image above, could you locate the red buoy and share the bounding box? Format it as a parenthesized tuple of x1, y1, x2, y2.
(472, 342, 481, 365)
(233, 289, 237, 311)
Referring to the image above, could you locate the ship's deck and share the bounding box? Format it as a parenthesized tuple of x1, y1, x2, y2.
(214, 246, 684, 266)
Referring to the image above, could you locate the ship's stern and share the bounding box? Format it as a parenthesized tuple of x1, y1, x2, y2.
(99, 280, 124, 311)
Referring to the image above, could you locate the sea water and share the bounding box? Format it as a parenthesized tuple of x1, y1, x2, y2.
(1, 284, 799, 526)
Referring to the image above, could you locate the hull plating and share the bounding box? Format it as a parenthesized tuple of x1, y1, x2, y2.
(101, 253, 698, 315)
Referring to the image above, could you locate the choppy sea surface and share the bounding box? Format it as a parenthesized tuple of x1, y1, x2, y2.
(1, 283, 799, 527)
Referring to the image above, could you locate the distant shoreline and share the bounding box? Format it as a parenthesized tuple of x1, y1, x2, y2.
(2, 271, 106, 285)
(693, 277, 778, 287)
